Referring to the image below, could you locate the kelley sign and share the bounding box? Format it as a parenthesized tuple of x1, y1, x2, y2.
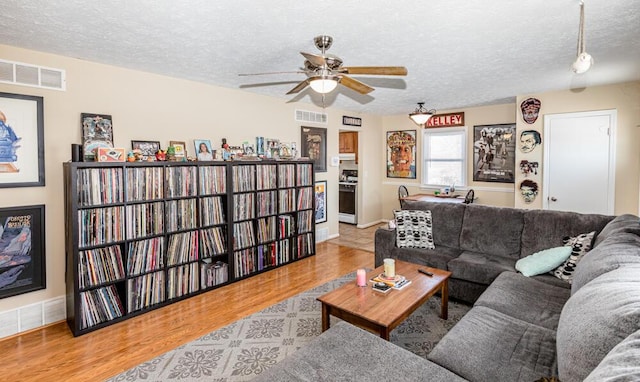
(425, 112, 465, 127)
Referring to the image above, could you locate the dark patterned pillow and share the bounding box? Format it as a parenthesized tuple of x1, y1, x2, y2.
(553, 231, 596, 283)
(394, 210, 435, 249)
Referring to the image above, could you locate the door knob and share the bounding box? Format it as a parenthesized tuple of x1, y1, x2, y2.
(550, 197, 557, 202)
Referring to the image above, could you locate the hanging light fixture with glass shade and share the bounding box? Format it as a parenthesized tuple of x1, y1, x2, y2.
(572, 1, 593, 74)
(409, 102, 436, 126)
(309, 73, 340, 94)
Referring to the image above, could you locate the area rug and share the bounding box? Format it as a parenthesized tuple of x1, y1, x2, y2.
(107, 272, 471, 381)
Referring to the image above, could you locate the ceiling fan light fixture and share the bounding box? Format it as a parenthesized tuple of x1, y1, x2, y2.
(309, 75, 339, 94)
(409, 102, 436, 126)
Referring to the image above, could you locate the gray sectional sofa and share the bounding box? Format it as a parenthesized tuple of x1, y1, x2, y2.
(256, 202, 640, 381)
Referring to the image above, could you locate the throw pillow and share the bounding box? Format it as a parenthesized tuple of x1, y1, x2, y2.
(394, 209, 435, 249)
(553, 231, 596, 284)
(515, 246, 573, 277)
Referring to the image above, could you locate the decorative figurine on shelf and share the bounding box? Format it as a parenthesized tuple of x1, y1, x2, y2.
(127, 151, 136, 162)
(166, 145, 176, 161)
(221, 138, 232, 161)
(155, 149, 167, 161)
(132, 149, 144, 161)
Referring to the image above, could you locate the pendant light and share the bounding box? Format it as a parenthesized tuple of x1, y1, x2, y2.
(409, 102, 436, 126)
(572, 1, 593, 74)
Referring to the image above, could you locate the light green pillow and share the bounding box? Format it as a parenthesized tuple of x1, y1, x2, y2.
(515, 246, 573, 277)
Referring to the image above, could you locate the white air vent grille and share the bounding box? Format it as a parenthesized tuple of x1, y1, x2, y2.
(0, 59, 66, 91)
(295, 109, 328, 124)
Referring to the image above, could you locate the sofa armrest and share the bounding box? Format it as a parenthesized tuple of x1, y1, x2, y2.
(375, 227, 396, 267)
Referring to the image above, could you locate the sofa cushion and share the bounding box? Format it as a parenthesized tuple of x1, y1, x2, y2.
(515, 246, 572, 277)
(521, 209, 612, 258)
(428, 306, 558, 382)
(447, 251, 516, 285)
(552, 231, 595, 283)
(531, 274, 571, 289)
(394, 209, 435, 249)
(592, 213, 640, 247)
(253, 321, 467, 382)
(557, 265, 640, 382)
(459, 204, 524, 257)
(402, 200, 466, 248)
(584, 329, 640, 382)
(391, 245, 461, 270)
(475, 271, 571, 330)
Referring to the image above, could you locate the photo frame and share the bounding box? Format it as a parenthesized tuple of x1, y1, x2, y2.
(81, 113, 113, 161)
(386, 130, 416, 179)
(131, 140, 160, 161)
(472, 123, 516, 183)
(169, 140, 187, 159)
(314, 180, 327, 224)
(0, 92, 45, 188)
(0, 204, 46, 299)
(301, 126, 327, 172)
(194, 139, 214, 161)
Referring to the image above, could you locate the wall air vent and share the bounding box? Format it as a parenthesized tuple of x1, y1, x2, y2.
(295, 109, 328, 125)
(0, 59, 66, 91)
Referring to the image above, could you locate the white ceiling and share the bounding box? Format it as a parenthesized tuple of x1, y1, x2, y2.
(2, 0, 639, 116)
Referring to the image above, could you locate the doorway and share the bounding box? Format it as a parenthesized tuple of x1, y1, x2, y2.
(542, 109, 616, 214)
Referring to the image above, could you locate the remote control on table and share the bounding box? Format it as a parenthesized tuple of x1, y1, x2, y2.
(418, 269, 434, 277)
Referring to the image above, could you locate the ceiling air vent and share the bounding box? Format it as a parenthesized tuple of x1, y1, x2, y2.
(0, 59, 66, 91)
(295, 109, 328, 125)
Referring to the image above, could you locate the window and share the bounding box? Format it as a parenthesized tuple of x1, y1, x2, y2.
(421, 127, 467, 187)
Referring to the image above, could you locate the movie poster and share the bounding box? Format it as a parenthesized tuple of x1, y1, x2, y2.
(472, 124, 516, 183)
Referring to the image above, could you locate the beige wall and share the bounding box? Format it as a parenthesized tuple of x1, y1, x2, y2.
(515, 81, 640, 214)
(0, 44, 377, 315)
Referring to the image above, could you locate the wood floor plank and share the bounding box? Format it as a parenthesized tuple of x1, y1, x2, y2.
(1, 243, 373, 381)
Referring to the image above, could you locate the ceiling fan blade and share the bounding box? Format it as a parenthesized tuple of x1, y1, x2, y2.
(340, 75, 375, 95)
(286, 79, 311, 94)
(300, 52, 326, 67)
(239, 70, 305, 76)
(341, 66, 408, 76)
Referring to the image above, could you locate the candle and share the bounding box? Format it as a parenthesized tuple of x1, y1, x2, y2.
(383, 258, 395, 278)
(356, 269, 367, 287)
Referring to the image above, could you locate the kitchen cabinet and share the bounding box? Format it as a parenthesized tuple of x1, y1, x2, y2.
(339, 132, 358, 163)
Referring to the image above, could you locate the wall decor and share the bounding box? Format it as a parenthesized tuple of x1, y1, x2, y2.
(519, 160, 539, 177)
(521, 98, 541, 124)
(169, 140, 187, 159)
(472, 123, 516, 183)
(301, 126, 327, 172)
(519, 179, 539, 204)
(342, 115, 362, 126)
(0, 204, 46, 299)
(386, 130, 416, 179)
(81, 113, 113, 161)
(519, 129, 542, 153)
(194, 139, 214, 161)
(425, 112, 465, 128)
(131, 140, 160, 161)
(314, 180, 327, 224)
(0, 92, 45, 188)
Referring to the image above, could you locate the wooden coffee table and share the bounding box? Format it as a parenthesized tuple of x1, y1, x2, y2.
(317, 260, 451, 340)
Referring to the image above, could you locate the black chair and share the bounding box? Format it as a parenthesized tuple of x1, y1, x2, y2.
(463, 189, 475, 204)
(398, 185, 409, 209)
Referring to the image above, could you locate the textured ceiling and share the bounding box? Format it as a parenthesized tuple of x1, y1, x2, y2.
(1, 0, 639, 115)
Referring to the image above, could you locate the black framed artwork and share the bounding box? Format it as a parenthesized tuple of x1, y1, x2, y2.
(301, 126, 327, 172)
(132, 140, 161, 161)
(386, 130, 417, 179)
(82, 113, 113, 161)
(0, 92, 45, 188)
(0, 204, 46, 299)
(472, 123, 516, 183)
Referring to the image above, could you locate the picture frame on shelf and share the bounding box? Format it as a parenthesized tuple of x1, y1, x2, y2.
(0, 204, 46, 299)
(0, 92, 45, 188)
(314, 180, 327, 224)
(131, 140, 160, 161)
(301, 126, 327, 172)
(81, 113, 113, 162)
(194, 139, 214, 161)
(169, 140, 187, 159)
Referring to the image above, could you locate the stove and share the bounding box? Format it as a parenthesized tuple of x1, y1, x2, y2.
(339, 170, 358, 224)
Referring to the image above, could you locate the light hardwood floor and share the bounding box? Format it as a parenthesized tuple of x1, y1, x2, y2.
(1, 242, 373, 382)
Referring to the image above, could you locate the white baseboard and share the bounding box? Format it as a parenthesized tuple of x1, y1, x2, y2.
(0, 296, 66, 339)
(356, 219, 386, 229)
(327, 233, 340, 240)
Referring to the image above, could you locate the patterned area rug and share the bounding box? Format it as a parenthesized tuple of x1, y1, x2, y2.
(107, 272, 471, 381)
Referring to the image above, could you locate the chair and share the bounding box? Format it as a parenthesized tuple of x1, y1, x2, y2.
(463, 189, 475, 204)
(398, 185, 409, 209)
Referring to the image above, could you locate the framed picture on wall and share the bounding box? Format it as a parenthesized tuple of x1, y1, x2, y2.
(82, 113, 113, 161)
(472, 123, 516, 183)
(0, 204, 46, 299)
(0, 92, 45, 188)
(301, 126, 327, 172)
(386, 130, 416, 179)
(314, 180, 327, 224)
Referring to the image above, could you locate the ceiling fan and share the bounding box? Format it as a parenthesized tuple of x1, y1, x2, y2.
(239, 35, 408, 95)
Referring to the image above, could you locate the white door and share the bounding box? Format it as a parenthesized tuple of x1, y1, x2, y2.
(543, 110, 616, 214)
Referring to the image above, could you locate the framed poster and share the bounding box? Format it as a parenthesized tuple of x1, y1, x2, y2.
(0, 204, 46, 299)
(473, 123, 516, 183)
(81, 113, 113, 161)
(131, 140, 160, 161)
(386, 130, 416, 179)
(301, 126, 327, 172)
(0, 92, 45, 188)
(314, 180, 327, 224)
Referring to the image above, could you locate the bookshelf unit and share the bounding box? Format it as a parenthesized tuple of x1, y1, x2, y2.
(64, 160, 315, 336)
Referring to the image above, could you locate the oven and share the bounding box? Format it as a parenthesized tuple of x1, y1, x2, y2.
(339, 183, 357, 224)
